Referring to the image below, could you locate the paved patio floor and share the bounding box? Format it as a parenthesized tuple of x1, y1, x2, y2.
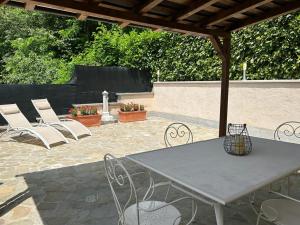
(0, 116, 297, 225)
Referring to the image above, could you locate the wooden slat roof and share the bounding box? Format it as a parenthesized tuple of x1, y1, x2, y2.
(2, 0, 300, 36)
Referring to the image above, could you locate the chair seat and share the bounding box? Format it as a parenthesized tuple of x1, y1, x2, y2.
(261, 199, 300, 225)
(124, 201, 181, 225)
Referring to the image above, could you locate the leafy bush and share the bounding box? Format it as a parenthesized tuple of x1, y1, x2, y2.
(69, 106, 98, 116)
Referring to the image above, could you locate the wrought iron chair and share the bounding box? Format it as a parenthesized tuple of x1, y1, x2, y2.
(274, 121, 300, 143)
(253, 122, 300, 224)
(256, 191, 300, 225)
(273, 121, 300, 193)
(104, 153, 198, 225)
(164, 123, 193, 148)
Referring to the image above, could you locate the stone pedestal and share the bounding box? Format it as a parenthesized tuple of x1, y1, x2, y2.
(101, 90, 114, 122)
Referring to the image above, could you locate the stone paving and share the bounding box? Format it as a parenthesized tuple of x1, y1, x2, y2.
(0, 116, 296, 225)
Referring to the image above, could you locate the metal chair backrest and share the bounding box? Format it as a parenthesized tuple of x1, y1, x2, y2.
(164, 122, 193, 147)
(274, 121, 300, 143)
(104, 154, 139, 225)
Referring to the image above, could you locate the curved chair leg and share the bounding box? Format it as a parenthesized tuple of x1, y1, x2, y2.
(192, 200, 196, 222)
(256, 211, 262, 225)
(287, 176, 290, 195)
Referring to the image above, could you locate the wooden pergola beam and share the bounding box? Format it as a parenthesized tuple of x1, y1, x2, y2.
(0, 0, 9, 5)
(229, 1, 300, 31)
(209, 35, 224, 60)
(201, 0, 273, 26)
(210, 34, 231, 137)
(26, 0, 226, 36)
(136, 0, 164, 14)
(175, 0, 219, 21)
(120, 0, 164, 29)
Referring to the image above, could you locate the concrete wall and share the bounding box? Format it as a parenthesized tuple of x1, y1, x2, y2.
(74, 81, 300, 131)
(152, 81, 300, 130)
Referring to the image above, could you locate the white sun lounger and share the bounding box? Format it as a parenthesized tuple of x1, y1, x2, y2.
(31, 99, 92, 140)
(0, 104, 68, 149)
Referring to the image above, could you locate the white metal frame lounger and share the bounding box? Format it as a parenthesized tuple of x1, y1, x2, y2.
(0, 104, 68, 149)
(31, 99, 92, 140)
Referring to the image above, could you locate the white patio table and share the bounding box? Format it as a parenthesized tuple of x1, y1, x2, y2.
(126, 137, 300, 225)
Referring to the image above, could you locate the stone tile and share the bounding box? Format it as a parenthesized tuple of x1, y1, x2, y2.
(11, 206, 31, 220)
(0, 185, 15, 202)
(7, 219, 34, 225)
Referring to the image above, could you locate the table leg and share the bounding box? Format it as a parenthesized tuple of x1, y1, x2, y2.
(214, 203, 224, 225)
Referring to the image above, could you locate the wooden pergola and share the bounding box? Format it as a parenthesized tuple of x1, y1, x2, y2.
(1, 0, 299, 136)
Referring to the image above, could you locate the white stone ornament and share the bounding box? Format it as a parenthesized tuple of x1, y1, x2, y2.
(102, 90, 114, 122)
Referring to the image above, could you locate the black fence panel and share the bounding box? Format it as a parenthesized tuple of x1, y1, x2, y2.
(74, 90, 117, 104)
(69, 65, 152, 103)
(0, 85, 76, 124)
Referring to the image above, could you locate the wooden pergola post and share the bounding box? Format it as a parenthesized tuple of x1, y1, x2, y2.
(210, 33, 231, 137)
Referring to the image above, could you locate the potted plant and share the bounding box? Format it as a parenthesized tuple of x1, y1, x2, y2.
(67, 105, 101, 127)
(118, 102, 146, 122)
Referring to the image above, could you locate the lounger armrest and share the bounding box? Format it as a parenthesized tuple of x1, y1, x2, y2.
(36, 117, 44, 123)
(60, 118, 73, 122)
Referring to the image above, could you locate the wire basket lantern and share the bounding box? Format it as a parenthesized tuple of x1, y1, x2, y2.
(223, 123, 252, 156)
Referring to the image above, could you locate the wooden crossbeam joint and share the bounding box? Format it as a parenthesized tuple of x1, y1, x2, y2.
(25, 1, 36, 10)
(119, 21, 130, 28)
(77, 13, 87, 20)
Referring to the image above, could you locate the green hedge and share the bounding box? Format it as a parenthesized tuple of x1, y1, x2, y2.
(0, 6, 299, 84)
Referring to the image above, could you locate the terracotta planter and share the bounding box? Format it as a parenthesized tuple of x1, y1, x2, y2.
(67, 114, 101, 127)
(118, 111, 147, 123)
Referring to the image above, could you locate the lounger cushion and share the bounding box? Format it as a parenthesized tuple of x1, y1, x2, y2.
(0, 105, 20, 115)
(36, 101, 51, 110)
(61, 120, 91, 137)
(32, 126, 66, 145)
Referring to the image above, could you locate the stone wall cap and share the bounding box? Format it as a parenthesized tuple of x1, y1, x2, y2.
(72, 102, 120, 107)
(154, 80, 300, 85)
(116, 92, 154, 96)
